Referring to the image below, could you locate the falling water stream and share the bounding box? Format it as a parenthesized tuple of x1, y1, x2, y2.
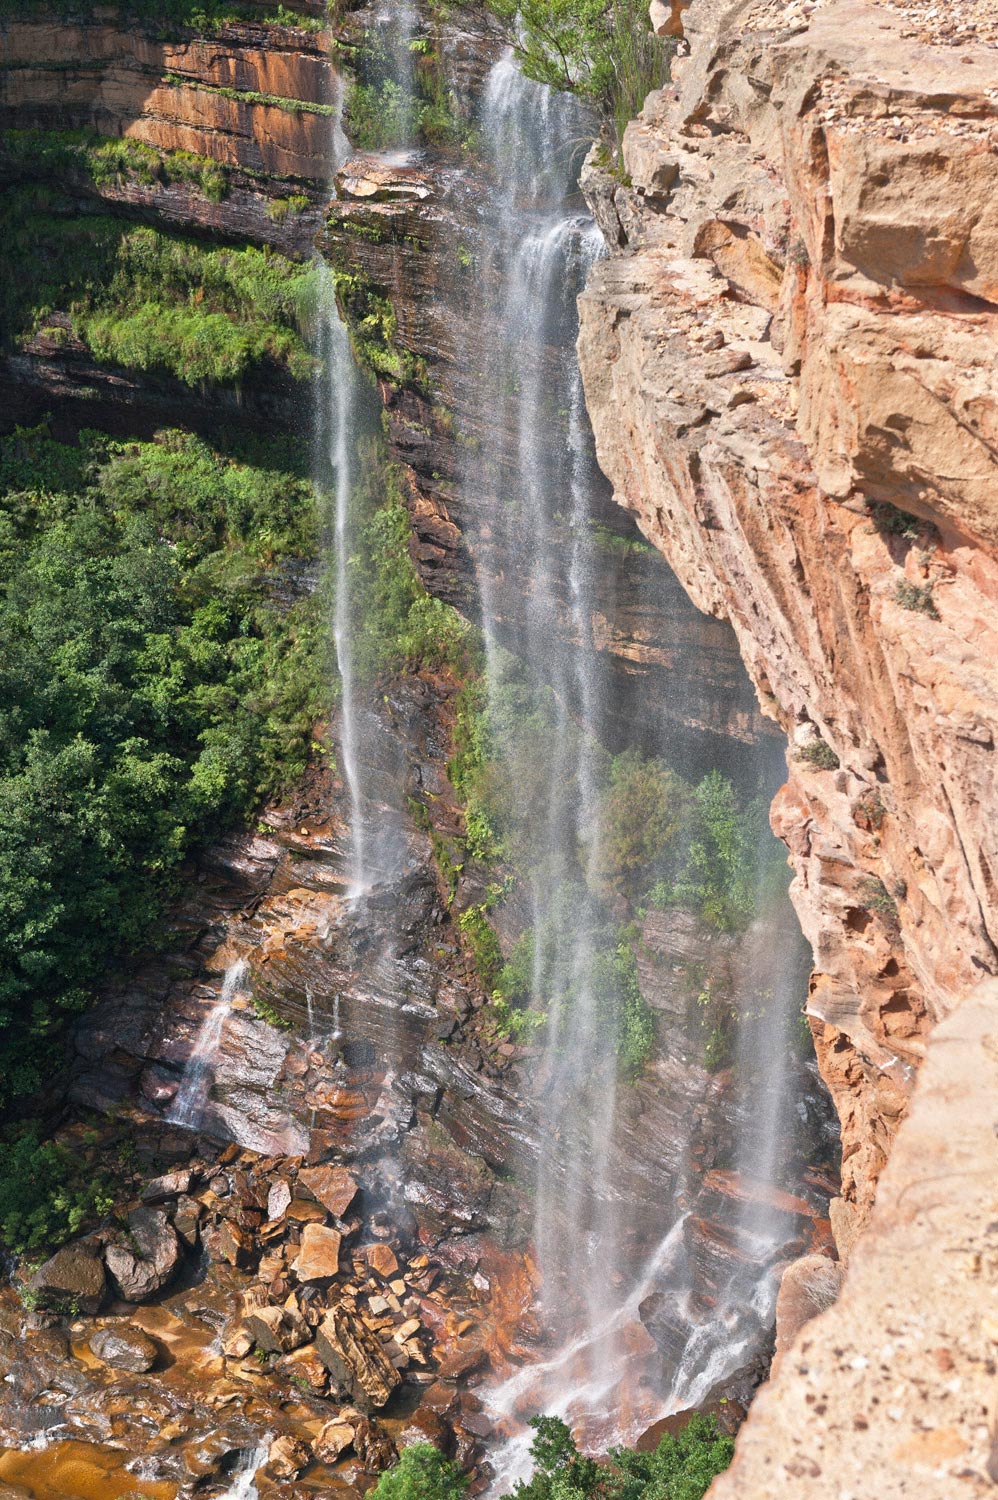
(168, 960, 248, 1133)
(315, 23, 818, 1483)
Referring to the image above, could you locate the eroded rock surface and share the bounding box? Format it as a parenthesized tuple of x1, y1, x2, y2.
(579, 0, 998, 1238)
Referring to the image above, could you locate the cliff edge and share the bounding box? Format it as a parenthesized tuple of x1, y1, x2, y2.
(579, 0, 998, 1488)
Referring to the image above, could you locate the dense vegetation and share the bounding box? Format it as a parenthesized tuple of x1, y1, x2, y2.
(342, 10, 476, 152)
(0, 185, 318, 385)
(370, 1416, 734, 1500)
(444, 646, 786, 1077)
(477, 0, 672, 147)
(0, 0, 327, 33)
(0, 423, 324, 1103)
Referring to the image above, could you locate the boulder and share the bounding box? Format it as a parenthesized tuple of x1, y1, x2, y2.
(298, 1165, 358, 1220)
(294, 1223, 341, 1281)
(172, 1195, 201, 1249)
(314, 1306, 402, 1412)
(335, 157, 433, 204)
(275, 1343, 329, 1393)
(244, 1304, 311, 1355)
(397, 1406, 453, 1454)
(350, 1414, 398, 1472)
(314, 1420, 355, 1463)
(88, 1325, 159, 1373)
(267, 1180, 292, 1222)
(774, 1253, 845, 1368)
(267, 1434, 311, 1481)
(141, 1169, 193, 1204)
(366, 1244, 398, 1280)
(104, 1208, 182, 1302)
(218, 1220, 256, 1269)
(28, 1245, 106, 1315)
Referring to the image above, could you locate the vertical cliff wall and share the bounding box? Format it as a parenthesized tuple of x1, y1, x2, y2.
(578, 0, 998, 1487)
(579, 0, 998, 1241)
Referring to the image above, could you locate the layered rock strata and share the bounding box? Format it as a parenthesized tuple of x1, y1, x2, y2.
(578, 0, 998, 1240)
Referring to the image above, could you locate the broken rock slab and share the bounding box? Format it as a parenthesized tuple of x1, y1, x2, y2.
(314, 1306, 402, 1412)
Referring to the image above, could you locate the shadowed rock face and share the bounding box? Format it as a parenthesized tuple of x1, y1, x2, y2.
(318, 151, 778, 769)
(578, 0, 998, 1244)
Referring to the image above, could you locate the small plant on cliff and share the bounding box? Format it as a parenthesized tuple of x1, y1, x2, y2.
(870, 500, 920, 540)
(458, 905, 503, 990)
(894, 578, 940, 619)
(857, 876, 900, 935)
(795, 737, 840, 771)
(590, 748, 689, 901)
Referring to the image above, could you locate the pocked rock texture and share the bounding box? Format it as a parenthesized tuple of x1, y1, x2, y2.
(578, 0, 998, 1242)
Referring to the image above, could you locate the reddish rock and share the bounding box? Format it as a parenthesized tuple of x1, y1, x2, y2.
(314, 1419, 355, 1463)
(267, 1434, 311, 1481)
(244, 1304, 311, 1355)
(298, 1165, 358, 1219)
(773, 1254, 845, 1368)
(28, 1245, 106, 1315)
(314, 1306, 402, 1412)
(217, 1220, 257, 1270)
(366, 1244, 399, 1279)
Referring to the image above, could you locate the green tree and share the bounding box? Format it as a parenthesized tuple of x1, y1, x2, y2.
(591, 749, 689, 900)
(370, 1445, 469, 1500)
(479, 0, 672, 145)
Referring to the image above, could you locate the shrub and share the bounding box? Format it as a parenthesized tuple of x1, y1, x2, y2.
(894, 579, 939, 619)
(662, 771, 767, 932)
(871, 501, 920, 539)
(591, 748, 689, 899)
(796, 737, 840, 771)
(370, 1444, 468, 1500)
(344, 449, 473, 683)
(857, 875, 900, 934)
(0, 424, 324, 1101)
(0, 1130, 114, 1254)
(478, 0, 674, 146)
(499, 1412, 734, 1500)
(458, 905, 503, 989)
(0, 196, 318, 387)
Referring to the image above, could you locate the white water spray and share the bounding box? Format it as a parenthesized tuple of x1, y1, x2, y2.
(217, 1441, 269, 1500)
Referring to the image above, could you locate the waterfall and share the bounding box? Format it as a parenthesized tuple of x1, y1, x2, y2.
(470, 55, 648, 1462)
(320, 281, 368, 896)
(217, 1442, 269, 1500)
(169, 960, 248, 1132)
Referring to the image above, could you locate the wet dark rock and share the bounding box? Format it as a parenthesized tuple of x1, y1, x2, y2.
(348, 1412, 398, 1473)
(28, 1245, 106, 1315)
(104, 1208, 182, 1302)
(397, 1406, 453, 1454)
(172, 1195, 202, 1249)
(89, 1325, 159, 1373)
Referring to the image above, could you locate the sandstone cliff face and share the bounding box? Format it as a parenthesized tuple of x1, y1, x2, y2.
(578, 0, 998, 1241)
(0, 15, 335, 181)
